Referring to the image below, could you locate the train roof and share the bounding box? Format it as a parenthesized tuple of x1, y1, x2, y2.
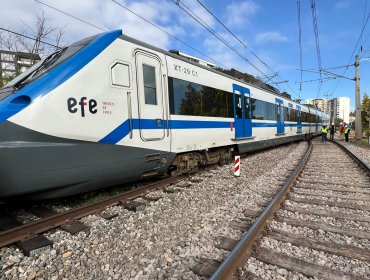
(119, 33, 297, 102)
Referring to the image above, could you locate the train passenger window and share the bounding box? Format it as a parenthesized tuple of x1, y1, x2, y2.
(168, 77, 234, 118)
(285, 107, 290, 120)
(290, 109, 297, 122)
(251, 99, 276, 121)
(235, 94, 242, 118)
(301, 112, 305, 122)
(111, 62, 130, 87)
(266, 102, 276, 120)
(143, 64, 157, 105)
(251, 99, 265, 120)
(244, 96, 250, 119)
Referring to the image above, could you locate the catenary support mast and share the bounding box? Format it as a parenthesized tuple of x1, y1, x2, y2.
(355, 55, 362, 141)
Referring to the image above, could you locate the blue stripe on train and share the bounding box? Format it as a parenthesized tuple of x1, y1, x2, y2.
(0, 30, 122, 123)
(99, 119, 320, 144)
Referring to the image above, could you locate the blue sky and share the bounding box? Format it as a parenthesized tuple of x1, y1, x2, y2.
(2, 0, 369, 110)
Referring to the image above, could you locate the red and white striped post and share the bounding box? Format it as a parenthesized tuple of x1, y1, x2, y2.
(234, 155, 240, 177)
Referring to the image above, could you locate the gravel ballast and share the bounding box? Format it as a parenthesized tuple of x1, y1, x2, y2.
(0, 142, 307, 279)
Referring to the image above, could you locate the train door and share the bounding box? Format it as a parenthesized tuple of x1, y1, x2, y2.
(315, 111, 319, 131)
(136, 51, 165, 140)
(276, 98, 285, 134)
(233, 84, 252, 139)
(296, 105, 302, 133)
(288, 103, 293, 132)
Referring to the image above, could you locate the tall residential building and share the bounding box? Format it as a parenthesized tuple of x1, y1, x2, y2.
(305, 98, 329, 114)
(0, 50, 41, 85)
(328, 97, 350, 124)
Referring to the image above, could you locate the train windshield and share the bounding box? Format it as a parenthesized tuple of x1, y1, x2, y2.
(1, 34, 99, 92)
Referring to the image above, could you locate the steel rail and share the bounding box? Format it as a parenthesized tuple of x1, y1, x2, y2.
(329, 140, 370, 174)
(210, 141, 313, 280)
(0, 141, 302, 248)
(0, 175, 185, 247)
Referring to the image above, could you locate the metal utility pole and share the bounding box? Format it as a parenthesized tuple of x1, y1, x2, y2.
(355, 55, 362, 141)
(323, 92, 332, 124)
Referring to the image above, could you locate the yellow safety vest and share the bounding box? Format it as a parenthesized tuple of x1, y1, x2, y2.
(345, 128, 349, 134)
(321, 128, 327, 133)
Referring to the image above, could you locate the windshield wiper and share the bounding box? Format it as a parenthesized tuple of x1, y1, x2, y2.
(12, 47, 67, 90)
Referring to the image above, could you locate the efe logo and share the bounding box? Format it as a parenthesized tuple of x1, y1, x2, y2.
(67, 97, 97, 117)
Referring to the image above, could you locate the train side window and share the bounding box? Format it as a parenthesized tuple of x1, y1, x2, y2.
(235, 92, 242, 118)
(143, 64, 157, 105)
(290, 109, 297, 122)
(168, 76, 234, 118)
(111, 62, 130, 87)
(244, 95, 250, 119)
(266, 102, 276, 120)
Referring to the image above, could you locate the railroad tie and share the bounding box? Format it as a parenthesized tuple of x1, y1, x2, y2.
(0, 214, 52, 257)
(270, 229, 370, 262)
(192, 258, 221, 278)
(31, 207, 89, 235)
(252, 247, 365, 280)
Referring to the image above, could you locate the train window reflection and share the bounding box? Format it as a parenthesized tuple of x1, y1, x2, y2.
(143, 64, 157, 105)
(168, 77, 233, 118)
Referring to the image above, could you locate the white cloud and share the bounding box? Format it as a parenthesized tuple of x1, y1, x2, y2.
(225, 0, 258, 28)
(255, 31, 288, 44)
(203, 32, 274, 76)
(0, 0, 280, 78)
(0, 0, 189, 51)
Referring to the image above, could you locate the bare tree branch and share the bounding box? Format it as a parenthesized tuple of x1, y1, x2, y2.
(1, 9, 65, 57)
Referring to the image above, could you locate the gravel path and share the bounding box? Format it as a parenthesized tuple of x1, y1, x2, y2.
(0, 142, 307, 280)
(241, 139, 370, 279)
(337, 140, 370, 167)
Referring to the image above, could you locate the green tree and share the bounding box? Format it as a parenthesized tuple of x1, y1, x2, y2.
(361, 93, 370, 141)
(362, 93, 370, 128)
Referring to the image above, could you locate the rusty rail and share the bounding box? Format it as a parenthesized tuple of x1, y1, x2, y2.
(210, 141, 313, 279)
(0, 175, 185, 247)
(329, 140, 370, 174)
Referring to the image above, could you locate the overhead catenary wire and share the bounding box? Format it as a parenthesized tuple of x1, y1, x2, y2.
(332, 5, 370, 95)
(301, 64, 355, 72)
(191, 0, 298, 95)
(361, 0, 368, 48)
(36, 0, 228, 68)
(35, 0, 297, 96)
(310, 0, 322, 99)
(194, 0, 277, 76)
(110, 0, 230, 68)
(35, 0, 107, 32)
(297, 0, 303, 98)
(300, 65, 355, 81)
(296, 76, 337, 84)
(169, 0, 272, 79)
(0, 27, 60, 49)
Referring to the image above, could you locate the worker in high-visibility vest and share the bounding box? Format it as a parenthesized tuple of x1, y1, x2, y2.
(329, 124, 335, 140)
(344, 125, 350, 142)
(321, 125, 328, 142)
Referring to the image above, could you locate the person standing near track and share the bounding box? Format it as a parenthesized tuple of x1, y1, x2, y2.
(321, 125, 328, 142)
(329, 124, 335, 140)
(344, 125, 350, 142)
(339, 123, 345, 140)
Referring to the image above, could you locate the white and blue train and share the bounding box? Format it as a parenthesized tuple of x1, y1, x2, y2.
(0, 30, 329, 199)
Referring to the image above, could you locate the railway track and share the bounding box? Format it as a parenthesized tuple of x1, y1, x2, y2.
(0, 141, 305, 258)
(1, 141, 308, 278)
(0, 175, 189, 256)
(199, 138, 370, 279)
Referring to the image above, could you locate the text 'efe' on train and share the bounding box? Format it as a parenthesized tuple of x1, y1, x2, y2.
(0, 30, 329, 199)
